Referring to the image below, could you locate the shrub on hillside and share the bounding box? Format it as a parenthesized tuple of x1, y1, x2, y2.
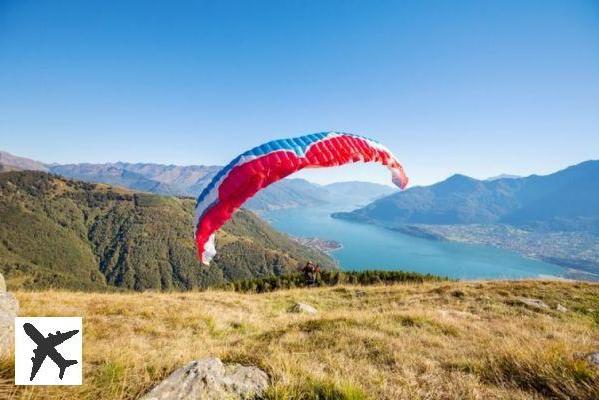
(220, 270, 447, 293)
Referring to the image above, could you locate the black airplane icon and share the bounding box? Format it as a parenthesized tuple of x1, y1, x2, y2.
(23, 322, 79, 381)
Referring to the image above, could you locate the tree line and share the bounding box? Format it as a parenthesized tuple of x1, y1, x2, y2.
(218, 269, 448, 293)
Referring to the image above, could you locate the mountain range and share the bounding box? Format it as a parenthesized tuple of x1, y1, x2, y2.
(0, 170, 335, 291)
(48, 162, 221, 196)
(0, 151, 395, 211)
(332, 160, 599, 276)
(334, 160, 599, 234)
(485, 173, 521, 181)
(5, 149, 598, 277)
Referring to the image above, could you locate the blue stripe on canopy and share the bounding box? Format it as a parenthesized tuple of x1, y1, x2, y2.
(195, 132, 332, 208)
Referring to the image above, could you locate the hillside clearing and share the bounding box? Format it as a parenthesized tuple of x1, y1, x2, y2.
(1, 280, 598, 399)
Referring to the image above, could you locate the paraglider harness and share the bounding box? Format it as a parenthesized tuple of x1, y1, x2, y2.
(299, 261, 321, 286)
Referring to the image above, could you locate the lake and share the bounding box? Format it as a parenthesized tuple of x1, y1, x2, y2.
(261, 204, 568, 280)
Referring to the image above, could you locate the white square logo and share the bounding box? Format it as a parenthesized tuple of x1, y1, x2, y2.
(14, 317, 83, 385)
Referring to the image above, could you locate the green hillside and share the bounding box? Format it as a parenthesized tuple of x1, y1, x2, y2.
(0, 171, 335, 291)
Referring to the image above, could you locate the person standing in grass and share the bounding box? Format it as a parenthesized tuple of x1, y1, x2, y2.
(300, 261, 321, 285)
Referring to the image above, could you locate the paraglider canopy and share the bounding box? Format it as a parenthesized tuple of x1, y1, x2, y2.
(194, 132, 408, 264)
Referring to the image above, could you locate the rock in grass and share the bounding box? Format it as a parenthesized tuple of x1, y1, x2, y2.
(0, 291, 19, 356)
(556, 304, 568, 312)
(587, 352, 599, 368)
(289, 302, 318, 315)
(141, 358, 268, 400)
(517, 297, 549, 310)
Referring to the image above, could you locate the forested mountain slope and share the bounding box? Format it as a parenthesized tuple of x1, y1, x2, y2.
(0, 171, 335, 291)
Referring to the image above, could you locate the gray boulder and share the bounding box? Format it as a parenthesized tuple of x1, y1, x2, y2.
(0, 291, 19, 356)
(141, 358, 268, 400)
(289, 302, 318, 315)
(587, 352, 599, 368)
(556, 304, 568, 313)
(516, 297, 549, 310)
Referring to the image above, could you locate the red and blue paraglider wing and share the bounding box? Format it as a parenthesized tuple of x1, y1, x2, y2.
(194, 132, 408, 264)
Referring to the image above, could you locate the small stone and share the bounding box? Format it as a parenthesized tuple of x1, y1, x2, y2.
(141, 357, 268, 400)
(289, 302, 318, 315)
(437, 309, 479, 320)
(517, 297, 549, 310)
(556, 304, 568, 312)
(587, 352, 599, 368)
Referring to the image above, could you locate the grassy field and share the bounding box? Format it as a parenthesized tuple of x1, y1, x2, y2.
(1, 280, 598, 399)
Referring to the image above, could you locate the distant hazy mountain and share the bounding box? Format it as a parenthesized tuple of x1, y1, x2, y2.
(246, 180, 395, 211)
(48, 162, 396, 210)
(245, 178, 328, 210)
(49, 162, 220, 196)
(48, 162, 393, 210)
(334, 160, 599, 234)
(486, 174, 521, 181)
(0, 151, 48, 172)
(1, 150, 396, 211)
(106, 162, 221, 195)
(49, 163, 179, 194)
(323, 181, 396, 207)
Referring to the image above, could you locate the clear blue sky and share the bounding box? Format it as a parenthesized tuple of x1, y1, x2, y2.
(1, 1, 598, 185)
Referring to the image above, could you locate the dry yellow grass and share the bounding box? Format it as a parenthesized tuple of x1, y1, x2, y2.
(1, 280, 598, 399)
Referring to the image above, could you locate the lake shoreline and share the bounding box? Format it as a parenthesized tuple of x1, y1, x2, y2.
(265, 205, 570, 280)
(332, 214, 599, 282)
